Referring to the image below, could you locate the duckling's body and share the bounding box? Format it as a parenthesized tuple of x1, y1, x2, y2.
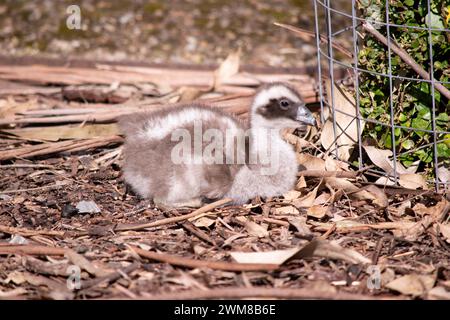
(119, 82, 316, 207)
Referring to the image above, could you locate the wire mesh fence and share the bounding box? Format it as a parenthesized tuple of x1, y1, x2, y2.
(313, 0, 450, 191)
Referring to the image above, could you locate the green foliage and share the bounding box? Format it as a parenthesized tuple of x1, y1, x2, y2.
(357, 0, 450, 172)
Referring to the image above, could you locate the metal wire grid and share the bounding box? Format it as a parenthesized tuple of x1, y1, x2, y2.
(313, 0, 450, 191)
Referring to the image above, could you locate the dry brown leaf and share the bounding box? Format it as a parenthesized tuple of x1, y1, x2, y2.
(352, 185, 388, 208)
(296, 175, 307, 189)
(437, 166, 450, 183)
(225, 239, 370, 266)
(23, 256, 69, 277)
(312, 240, 371, 264)
(320, 82, 362, 161)
(412, 199, 449, 220)
(313, 192, 331, 205)
(235, 216, 268, 238)
(5, 271, 74, 300)
(4, 124, 119, 142)
(375, 176, 396, 186)
(213, 49, 240, 89)
(428, 286, 450, 300)
(273, 206, 299, 215)
(0, 97, 39, 119)
(390, 200, 411, 217)
(385, 274, 436, 296)
(325, 157, 349, 171)
(297, 153, 325, 171)
(0, 288, 27, 298)
(293, 184, 319, 208)
(398, 173, 428, 190)
(363, 146, 416, 175)
(438, 223, 450, 243)
(230, 247, 300, 265)
(178, 86, 204, 102)
(193, 217, 215, 228)
(282, 190, 302, 201)
(325, 177, 359, 192)
(65, 249, 110, 277)
(400, 215, 433, 241)
(307, 205, 329, 219)
(287, 216, 312, 236)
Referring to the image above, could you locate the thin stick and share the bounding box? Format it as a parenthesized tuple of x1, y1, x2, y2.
(320, 222, 336, 239)
(181, 221, 216, 246)
(274, 22, 353, 58)
(79, 262, 140, 290)
(362, 21, 450, 100)
(297, 170, 357, 178)
(0, 164, 55, 169)
(142, 287, 374, 300)
(0, 181, 69, 194)
(0, 226, 64, 237)
(0, 245, 66, 256)
(130, 246, 278, 272)
(115, 198, 232, 231)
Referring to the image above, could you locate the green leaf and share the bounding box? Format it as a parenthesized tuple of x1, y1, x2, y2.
(415, 149, 433, 163)
(425, 12, 444, 29)
(402, 139, 415, 150)
(437, 143, 450, 158)
(436, 113, 449, 123)
(412, 118, 431, 135)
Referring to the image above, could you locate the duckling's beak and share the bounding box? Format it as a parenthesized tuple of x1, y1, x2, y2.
(295, 104, 316, 126)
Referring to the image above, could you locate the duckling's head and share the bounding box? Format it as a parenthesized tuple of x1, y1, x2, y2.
(250, 82, 316, 130)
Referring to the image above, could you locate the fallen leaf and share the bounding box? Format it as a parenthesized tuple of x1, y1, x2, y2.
(352, 185, 388, 208)
(399, 173, 428, 190)
(178, 86, 204, 102)
(193, 217, 215, 228)
(390, 200, 411, 217)
(313, 192, 331, 205)
(9, 234, 28, 245)
(293, 184, 319, 208)
(321, 82, 363, 161)
(230, 239, 369, 266)
(312, 240, 371, 264)
(230, 247, 301, 265)
(297, 154, 325, 171)
(307, 205, 329, 219)
(325, 177, 359, 192)
(439, 223, 450, 243)
(235, 216, 268, 238)
(363, 146, 416, 175)
(412, 199, 449, 220)
(76, 200, 101, 214)
(287, 216, 312, 236)
(385, 274, 435, 296)
(428, 286, 450, 300)
(325, 157, 349, 171)
(213, 49, 240, 89)
(296, 176, 307, 189)
(397, 215, 433, 241)
(375, 176, 396, 186)
(437, 166, 450, 183)
(273, 205, 299, 215)
(5, 271, 74, 300)
(3, 124, 119, 142)
(65, 249, 110, 277)
(282, 190, 302, 201)
(0, 288, 27, 298)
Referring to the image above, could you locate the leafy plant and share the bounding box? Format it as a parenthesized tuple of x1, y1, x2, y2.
(357, 0, 449, 175)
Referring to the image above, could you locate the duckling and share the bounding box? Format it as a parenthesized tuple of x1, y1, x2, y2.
(119, 82, 316, 208)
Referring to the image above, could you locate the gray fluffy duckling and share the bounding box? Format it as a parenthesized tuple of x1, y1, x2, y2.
(119, 82, 316, 208)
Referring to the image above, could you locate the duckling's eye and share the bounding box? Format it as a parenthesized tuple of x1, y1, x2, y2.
(280, 99, 290, 109)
